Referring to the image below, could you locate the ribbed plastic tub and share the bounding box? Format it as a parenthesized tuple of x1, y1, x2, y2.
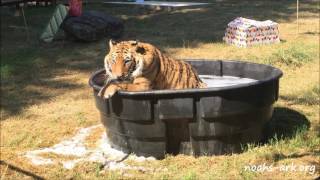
(89, 60, 283, 159)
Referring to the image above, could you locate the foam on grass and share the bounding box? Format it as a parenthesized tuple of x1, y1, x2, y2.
(25, 125, 155, 169)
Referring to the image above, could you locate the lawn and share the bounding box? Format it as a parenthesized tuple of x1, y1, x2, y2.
(1, 0, 319, 179)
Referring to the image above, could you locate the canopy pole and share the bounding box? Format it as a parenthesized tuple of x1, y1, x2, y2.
(296, 0, 299, 35)
(21, 5, 30, 41)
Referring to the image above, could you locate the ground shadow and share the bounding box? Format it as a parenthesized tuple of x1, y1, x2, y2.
(263, 107, 311, 142)
(304, 31, 320, 35)
(280, 95, 319, 106)
(0, 160, 45, 180)
(271, 150, 320, 162)
(0, 6, 104, 118)
(94, 0, 315, 47)
(0, 77, 83, 120)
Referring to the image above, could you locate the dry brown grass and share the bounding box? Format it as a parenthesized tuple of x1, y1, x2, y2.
(84, 126, 105, 149)
(1, 0, 319, 179)
(38, 153, 79, 161)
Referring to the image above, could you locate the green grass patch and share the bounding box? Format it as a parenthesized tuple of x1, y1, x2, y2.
(0, 65, 13, 79)
(266, 43, 314, 66)
(265, 127, 319, 156)
(239, 167, 258, 180)
(1, 48, 39, 80)
(183, 170, 197, 180)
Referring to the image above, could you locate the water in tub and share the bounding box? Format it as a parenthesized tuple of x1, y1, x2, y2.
(199, 75, 257, 88)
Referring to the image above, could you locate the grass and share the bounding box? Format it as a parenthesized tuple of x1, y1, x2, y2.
(1, 0, 319, 179)
(280, 85, 320, 106)
(266, 43, 314, 66)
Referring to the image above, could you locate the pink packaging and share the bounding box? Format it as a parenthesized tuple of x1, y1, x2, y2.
(69, 0, 82, 17)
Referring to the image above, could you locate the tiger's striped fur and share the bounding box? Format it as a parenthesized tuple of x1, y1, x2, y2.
(99, 40, 206, 99)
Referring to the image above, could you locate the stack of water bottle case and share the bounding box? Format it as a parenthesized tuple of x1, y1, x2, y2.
(223, 17, 280, 47)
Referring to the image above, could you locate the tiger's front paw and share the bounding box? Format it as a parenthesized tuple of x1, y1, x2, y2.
(103, 84, 119, 99)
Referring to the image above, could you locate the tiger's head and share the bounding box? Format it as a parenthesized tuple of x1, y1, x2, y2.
(104, 40, 146, 81)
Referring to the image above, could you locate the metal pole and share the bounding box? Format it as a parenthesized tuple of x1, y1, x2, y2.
(297, 0, 299, 35)
(21, 5, 30, 41)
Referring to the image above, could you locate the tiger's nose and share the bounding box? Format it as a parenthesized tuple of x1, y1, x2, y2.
(114, 71, 123, 77)
(115, 73, 125, 80)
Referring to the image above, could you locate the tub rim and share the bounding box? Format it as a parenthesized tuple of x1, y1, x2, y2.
(89, 59, 283, 97)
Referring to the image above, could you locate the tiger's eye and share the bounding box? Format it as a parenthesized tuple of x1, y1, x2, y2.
(124, 58, 131, 65)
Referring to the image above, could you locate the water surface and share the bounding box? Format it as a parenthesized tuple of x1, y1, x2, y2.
(199, 75, 257, 88)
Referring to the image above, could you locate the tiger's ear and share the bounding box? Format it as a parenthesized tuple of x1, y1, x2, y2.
(136, 45, 146, 55)
(131, 40, 138, 46)
(109, 39, 116, 49)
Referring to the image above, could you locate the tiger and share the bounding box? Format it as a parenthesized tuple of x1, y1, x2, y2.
(98, 40, 207, 99)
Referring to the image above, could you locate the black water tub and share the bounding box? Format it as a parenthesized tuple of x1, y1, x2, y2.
(89, 60, 282, 159)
